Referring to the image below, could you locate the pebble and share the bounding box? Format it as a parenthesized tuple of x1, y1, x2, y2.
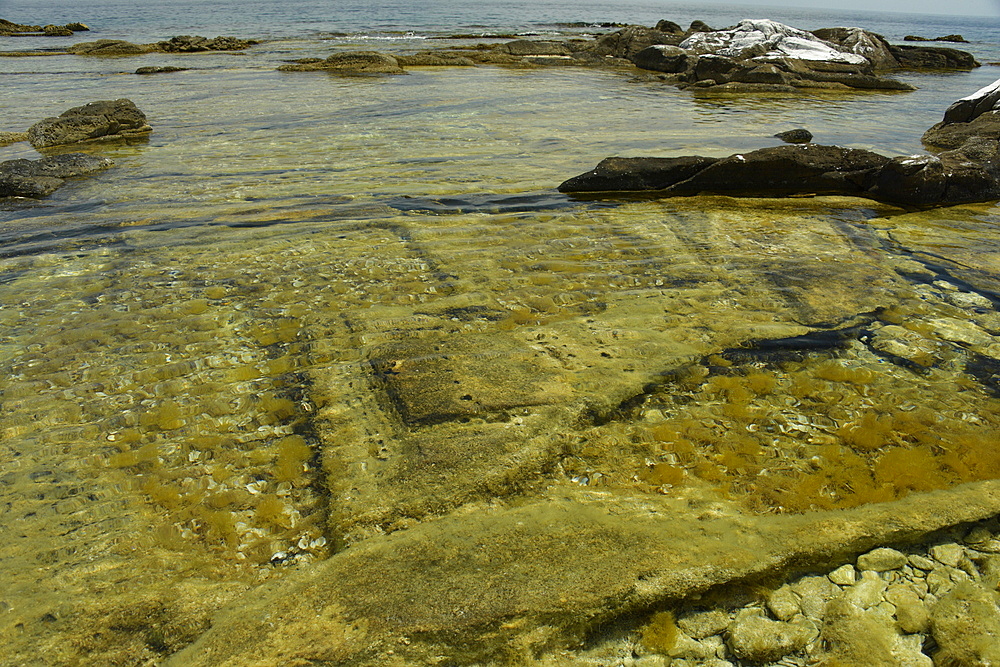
(908, 554, 935, 571)
(828, 564, 856, 586)
(766, 585, 800, 621)
(930, 543, 965, 568)
(844, 570, 887, 609)
(857, 547, 908, 572)
(790, 575, 839, 620)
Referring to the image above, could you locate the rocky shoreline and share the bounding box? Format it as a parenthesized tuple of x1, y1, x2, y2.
(278, 19, 980, 93)
(559, 77, 1000, 208)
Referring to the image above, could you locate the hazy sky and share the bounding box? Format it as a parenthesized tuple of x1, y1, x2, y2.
(704, 0, 1000, 16)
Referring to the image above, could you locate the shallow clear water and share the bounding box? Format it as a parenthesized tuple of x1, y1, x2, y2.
(3, 1, 1000, 664)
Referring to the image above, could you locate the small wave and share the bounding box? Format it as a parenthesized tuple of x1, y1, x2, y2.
(322, 31, 429, 41)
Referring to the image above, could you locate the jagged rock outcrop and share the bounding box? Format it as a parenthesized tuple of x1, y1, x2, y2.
(0, 154, 113, 198)
(0, 18, 89, 36)
(27, 99, 151, 148)
(561, 79, 1000, 207)
(154, 35, 257, 52)
(680, 19, 868, 64)
(67, 35, 255, 56)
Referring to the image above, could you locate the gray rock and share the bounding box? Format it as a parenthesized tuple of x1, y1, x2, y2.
(858, 547, 909, 572)
(561, 78, 1000, 205)
(812, 27, 899, 70)
(942, 79, 1000, 124)
(725, 608, 812, 662)
(0, 153, 113, 198)
(590, 25, 682, 59)
(931, 581, 1000, 666)
(888, 43, 980, 70)
(27, 99, 151, 148)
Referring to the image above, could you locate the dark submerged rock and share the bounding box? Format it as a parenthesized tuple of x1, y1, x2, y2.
(28, 99, 151, 148)
(68, 39, 152, 55)
(135, 65, 189, 75)
(558, 156, 719, 192)
(0, 154, 113, 198)
(278, 51, 405, 74)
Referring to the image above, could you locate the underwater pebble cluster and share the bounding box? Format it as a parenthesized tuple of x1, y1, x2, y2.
(543, 520, 1000, 666)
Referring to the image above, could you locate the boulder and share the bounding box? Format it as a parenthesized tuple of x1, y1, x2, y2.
(811, 27, 899, 70)
(590, 25, 682, 58)
(631, 44, 691, 73)
(680, 19, 869, 65)
(557, 156, 719, 192)
(560, 145, 890, 198)
(27, 99, 151, 148)
(941, 78, 1000, 124)
(888, 43, 979, 70)
(0, 154, 113, 198)
(654, 19, 683, 34)
(278, 51, 404, 74)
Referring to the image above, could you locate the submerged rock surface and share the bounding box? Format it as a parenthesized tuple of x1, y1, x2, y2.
(0, 153, 113, 198)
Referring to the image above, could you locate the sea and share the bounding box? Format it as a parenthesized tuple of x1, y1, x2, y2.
(2, 0, 1000, 664)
